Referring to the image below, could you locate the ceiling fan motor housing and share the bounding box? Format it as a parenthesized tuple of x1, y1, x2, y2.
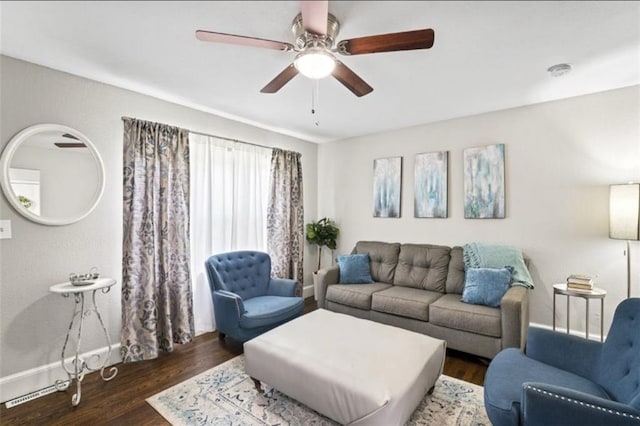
(291, 12, 340, 50)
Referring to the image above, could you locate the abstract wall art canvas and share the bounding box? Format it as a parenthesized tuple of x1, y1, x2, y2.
(464, 144, 505, 219)
(414, 151, 448, 218)
(373, 157, 402, 218)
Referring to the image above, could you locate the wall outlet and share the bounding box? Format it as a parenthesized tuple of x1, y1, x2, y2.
(0, 220, 12, 239)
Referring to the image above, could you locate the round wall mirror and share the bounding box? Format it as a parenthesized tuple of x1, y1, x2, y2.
(0, 124, 105, 226)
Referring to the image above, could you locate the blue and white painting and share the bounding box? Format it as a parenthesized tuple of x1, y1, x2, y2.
(414, 151, 448, 218)
(373, 157, 402, 218)
(464, 144, 505, 219)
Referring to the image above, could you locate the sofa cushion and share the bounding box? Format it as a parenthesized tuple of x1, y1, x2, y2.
(393, 244, 450, 292)
(326, 283, 392, 310)
(240, 296, 305, 329)
(337, 254, 373, 284)
(371, 286, 443, 321)
(445, 246, 466, 294)
(429, 293, 501, 337)
(352, 241, 401, 283)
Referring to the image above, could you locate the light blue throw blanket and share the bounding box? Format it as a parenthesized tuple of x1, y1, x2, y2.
(463, 242, 534, 288)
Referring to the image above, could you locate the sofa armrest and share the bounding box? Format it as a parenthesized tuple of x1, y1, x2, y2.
(522, 382, 640, 426)
(267, 277, 299, 297)
(526, 327, 602, 379)
(316, 266, 340, 309)
(212, 290, 245, 333)
(501, 286, 530, 350)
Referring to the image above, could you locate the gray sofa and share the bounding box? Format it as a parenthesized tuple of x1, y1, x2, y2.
(316, 241, 530, 359)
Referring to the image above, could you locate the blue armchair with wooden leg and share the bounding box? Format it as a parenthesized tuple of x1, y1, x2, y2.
(484, 297, 640, 426)
(205, 251, 304, 343)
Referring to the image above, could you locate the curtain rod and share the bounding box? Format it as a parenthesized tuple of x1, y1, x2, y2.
(188, 130, 272, 150)
(121, 116, 272, 150)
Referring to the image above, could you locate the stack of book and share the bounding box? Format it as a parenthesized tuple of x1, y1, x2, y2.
(566, 274, 594, 292)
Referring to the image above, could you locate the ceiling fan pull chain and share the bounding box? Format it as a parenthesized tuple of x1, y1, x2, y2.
(311, 80, 315, 115)
(311, 79, 320, 126)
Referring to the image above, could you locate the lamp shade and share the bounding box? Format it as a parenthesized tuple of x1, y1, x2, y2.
(609, 183, 640, 240)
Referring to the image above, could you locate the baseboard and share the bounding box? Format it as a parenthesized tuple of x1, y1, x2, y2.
(302, 284, 314, 299)
(0, 344, 121, 404)
(529, 322, 607, 342)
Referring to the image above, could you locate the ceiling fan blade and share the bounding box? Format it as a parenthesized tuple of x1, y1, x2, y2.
(260, 64, 299, 93)
(337, 29, 434, 55)
(300, 0, 329, 35)
(54, 142, 86, 148)
(196, 30, 293, 51)
(332, 61, 373, 97)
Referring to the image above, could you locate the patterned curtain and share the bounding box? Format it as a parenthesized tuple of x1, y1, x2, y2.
(121, 118, 194, 362)
(267, 148, 304, 289)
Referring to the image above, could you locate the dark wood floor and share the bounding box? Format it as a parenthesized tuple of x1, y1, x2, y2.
(0, 299, 488, 425)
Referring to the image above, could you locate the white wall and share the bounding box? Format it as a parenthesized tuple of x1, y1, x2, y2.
(0, 55, 317, 400)
(318, 85, 640, 337)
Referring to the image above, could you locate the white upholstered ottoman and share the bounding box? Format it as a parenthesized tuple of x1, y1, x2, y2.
(244, 309, 446, 425)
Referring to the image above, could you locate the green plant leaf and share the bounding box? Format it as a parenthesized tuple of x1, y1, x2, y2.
(17, 195, 33, 209)
(305, 217, 339, 249)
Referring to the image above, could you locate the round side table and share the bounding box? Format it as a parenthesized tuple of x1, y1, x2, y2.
(552, 283, 607, 342)
(49, 278, 118, 405)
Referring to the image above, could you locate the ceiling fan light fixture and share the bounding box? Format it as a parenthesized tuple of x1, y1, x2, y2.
(294, 48, 336, 79)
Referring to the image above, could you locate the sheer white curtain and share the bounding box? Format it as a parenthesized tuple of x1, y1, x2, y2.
(189, 133, 272, 334)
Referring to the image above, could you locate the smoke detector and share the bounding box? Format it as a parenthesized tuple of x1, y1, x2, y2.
(547, 63, 572, 77)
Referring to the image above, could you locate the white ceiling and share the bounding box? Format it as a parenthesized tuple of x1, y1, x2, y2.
(1, 1, 639, 143)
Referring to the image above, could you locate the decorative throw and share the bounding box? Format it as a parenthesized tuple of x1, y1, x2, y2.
(463, 242, 534, 288)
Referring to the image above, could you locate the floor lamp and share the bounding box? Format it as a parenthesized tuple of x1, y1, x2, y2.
(609, 183, 640, 298)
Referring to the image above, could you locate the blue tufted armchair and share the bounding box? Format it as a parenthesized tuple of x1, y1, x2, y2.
(205, 251, 304, 343)
(484, 297, 640, 426)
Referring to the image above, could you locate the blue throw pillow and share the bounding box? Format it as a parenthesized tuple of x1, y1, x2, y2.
(461, 267, 513, 308)
(337, 254, 373, 284)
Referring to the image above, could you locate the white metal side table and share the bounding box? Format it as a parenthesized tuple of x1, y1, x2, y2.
(552, 283, 607, 342)
(49, 278, 118, 405)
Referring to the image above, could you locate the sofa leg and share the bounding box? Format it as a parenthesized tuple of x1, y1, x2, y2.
(218, 332, 226, 340)
(428, 385, 435, 395)
(251, 377, 263, 393)
(477, 356, 491, 366)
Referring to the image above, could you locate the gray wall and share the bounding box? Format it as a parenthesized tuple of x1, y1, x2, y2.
(318, 85, 640, 335)
(0, 55, 318, 379)
(12, 146, 97, 218)
(1, 52, 638, 393)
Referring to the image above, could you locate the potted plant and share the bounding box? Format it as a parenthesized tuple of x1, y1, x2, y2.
(306, 217, 339, 272)
(18, 195, 33, 209)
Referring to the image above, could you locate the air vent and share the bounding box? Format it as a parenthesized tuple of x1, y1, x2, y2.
(4, 381, 69, 408)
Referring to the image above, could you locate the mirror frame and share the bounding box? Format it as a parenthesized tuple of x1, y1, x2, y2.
(0, 123, 105, 226)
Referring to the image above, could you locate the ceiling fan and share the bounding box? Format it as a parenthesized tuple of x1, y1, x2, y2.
(55, 133, 86, 148)
(195, 1, 435, 97)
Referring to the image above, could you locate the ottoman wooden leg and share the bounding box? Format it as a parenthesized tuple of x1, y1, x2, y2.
(251, 377, 263, 393)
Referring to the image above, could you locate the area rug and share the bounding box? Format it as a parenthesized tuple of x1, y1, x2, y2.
(147, 355, 490, 425)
